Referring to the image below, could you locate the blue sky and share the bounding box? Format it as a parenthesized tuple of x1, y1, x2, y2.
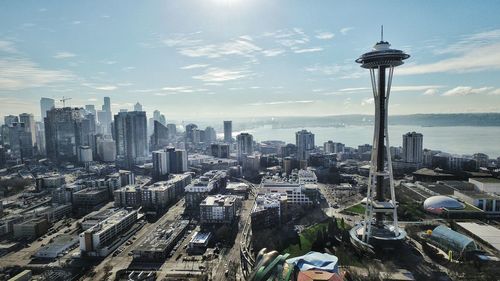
(1, 0, 500, 120)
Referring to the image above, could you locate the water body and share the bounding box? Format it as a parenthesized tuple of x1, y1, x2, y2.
(235, 125, 500, 158)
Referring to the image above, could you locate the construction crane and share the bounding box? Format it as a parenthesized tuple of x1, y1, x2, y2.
(60, 96, 72, 107)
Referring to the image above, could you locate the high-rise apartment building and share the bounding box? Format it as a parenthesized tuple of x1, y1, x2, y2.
(40, 98, 55, 120)
(223, 121, 232, 143)
(114, 111, 148, 169)
(44, 107, 85, 162)
(402, 132, 423, 164)
(296, 130, 315, 162)
(237, 133, 253, 161)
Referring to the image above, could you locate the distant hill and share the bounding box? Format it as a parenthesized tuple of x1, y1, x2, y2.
(231, 113, 500, 129)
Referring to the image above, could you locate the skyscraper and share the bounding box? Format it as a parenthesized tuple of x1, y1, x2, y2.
(4, 115, 19, 126)
(223, 121, 232, 143)
(114, 111, 148, 169)
(185, 123, 198, 143)
(99, 97, 112, 135)
(85, 105, 96, 117)
(204, 126, 217, 143)
(236, 133, 253, 162)
(40, 98, 55, 120)
(296, 130, 315, 162)
(8, 122, 33, 160)
(19, 113, 36, 147)
(150, 120, 169, 151)
(134, 102, 142, 112)
(44, 107, 85, 162)
(402, 132, 423, 164)
(152, 149, 169, 180)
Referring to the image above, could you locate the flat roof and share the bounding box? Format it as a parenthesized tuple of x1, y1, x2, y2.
(457, 222, 500, 252)
(470, 178, 500, 184)
(190, 232, 211, 244)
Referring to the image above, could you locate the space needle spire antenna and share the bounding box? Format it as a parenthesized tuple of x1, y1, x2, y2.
(349, 28, 410, 253)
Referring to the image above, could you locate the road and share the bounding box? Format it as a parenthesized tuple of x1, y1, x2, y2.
(89, 198, 186, 281)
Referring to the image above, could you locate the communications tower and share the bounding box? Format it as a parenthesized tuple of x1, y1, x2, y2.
(350, 27, 410, 252)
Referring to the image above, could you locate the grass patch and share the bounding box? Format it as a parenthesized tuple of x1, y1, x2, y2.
(343, 204, 365, 215)
(283, 222, 328, 258)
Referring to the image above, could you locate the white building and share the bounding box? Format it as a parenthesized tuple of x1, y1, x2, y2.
(79, 209, 137, 257)
(259, 175, 318, 205)
(296, 130, 315, 162)
(469, 178, 500, 194)
(296, 169, 318, 184)
(402, 132, 423, 164)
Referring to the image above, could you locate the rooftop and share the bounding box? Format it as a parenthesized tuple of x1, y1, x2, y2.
(470, 177, 500, 184)
(201, 195, 237, 207)
(457, 222, 500, 253)
(189, 232, 211, 244)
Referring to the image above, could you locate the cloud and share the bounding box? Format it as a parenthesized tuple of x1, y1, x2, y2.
(442, 86, 493, 96)
(489, 89, 500, 95)
(249, 100, 314, 106)
(53, 52, 76, 59)
(181, 64, 209, 70)
(340, 27, 354, 35)
(315, 31, 335, 40)
(423, 89, 439, 96)
(293, 47, 323, 54)
(178, 38, 261, 58)
(261, 49, 285, 57)
(72, 21, 81, 25)
(0, 41, 18, 53)
(193, 67, 252, 82)
(0, 58, 73, 91)
(400, 29, 500, 75)
(361, 97, 374, 106)
(336, 85, 444, 94)
(305, 64, 363, 79)
(122, 66, 136, 71)
(83, 83, 117, 91)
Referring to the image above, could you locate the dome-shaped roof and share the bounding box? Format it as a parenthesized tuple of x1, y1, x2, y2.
(423, 196, 464, 214)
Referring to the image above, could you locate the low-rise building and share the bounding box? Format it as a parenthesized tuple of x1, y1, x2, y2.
(114, 173, 191, 210)
(200, 195, 240, 225)
(35, 234, 78, 258)
(79, 209, 138, 257)
(13, 217, 49, 239)
(133, 220, 189, 261)
(251, 193, 286, 231)
(469, 178, 500, 194)
(259, 174, 319, 205)
(188, 232, 212, 254)
(73, 188, 110, 214)
(185, 170, 227, 212)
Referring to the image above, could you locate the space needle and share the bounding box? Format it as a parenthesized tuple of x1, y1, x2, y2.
(350, 27, 410, 252)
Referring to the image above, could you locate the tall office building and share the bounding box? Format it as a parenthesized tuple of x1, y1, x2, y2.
(114, 111, 148, 168)
(166, 124, 176, 138)
(35, 121, 46, 155)
(44, 107, 84, 162)
(134, 102, 143, 112)
(223, 121, 232, 143)
(236, 133, 254, 161)
(152, 150, 169, 180)
(98, 97, 112, 135)
(4, 115, 19, 126)
(185, 123, 198, 143)
(296, 130, 315, 162)
(40, 98, 55, 120)
(19, 113, 36, 147)
(204, 126, 216, 143)
(402, 132, 423, 164)
(85, 105, 96, 117)
(8, 122, 33, 159)
(150, 120, 169, 151)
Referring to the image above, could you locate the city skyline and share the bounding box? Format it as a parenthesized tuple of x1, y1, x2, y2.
(1, 1, 500, 119)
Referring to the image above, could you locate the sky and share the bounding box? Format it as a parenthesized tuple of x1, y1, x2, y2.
(1, 0, 500, 121)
